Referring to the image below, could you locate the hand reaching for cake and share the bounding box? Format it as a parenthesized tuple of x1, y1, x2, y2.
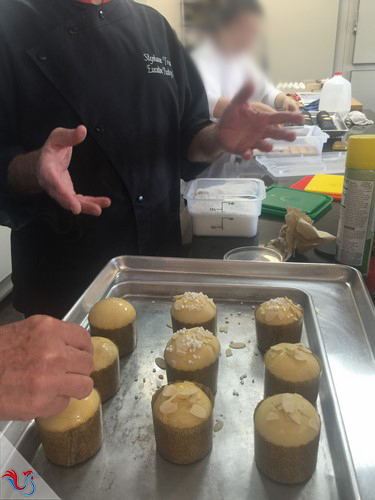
(0, 316, 94, 421)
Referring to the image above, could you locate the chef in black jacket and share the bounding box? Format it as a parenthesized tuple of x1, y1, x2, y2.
(0, 0, 302, 318)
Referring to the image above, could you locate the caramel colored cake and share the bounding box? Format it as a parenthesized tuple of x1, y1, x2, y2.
(254, 393, 320, 484)
(36, 389, 103, 467)
(164, 327, 221, 394)
(91, 337, 120, 403)
(152, 381, 213, 464)
(264, 343, 322, 404)
(171, 292, 217, 334)
(255, 297, 304, 353)
(89, 298, 137, 357)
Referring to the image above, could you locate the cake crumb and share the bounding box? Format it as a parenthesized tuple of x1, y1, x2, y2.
(143, 378, 146, 383)
(226, 348, 233, 358)
(240, 380, 244, 385)
(166, 323, 172, 329)
(155, 357, 166, 370)
(158, 374, 164, 380)
(254, 352, 259, 356)
(229, 342, 246, 349)
(219, 326, 228, 333)
(232, 390, 239, 397)
(252, 379, 255, 383)
(152, 368, 156, 373)
(214, 420, 224, 432)
(135, 395, 139, 400)
(152, 300, 155, 304)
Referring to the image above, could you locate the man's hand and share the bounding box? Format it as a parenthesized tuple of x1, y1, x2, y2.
(8, 125, 111, 216)
(275, 93, 300, 113)
(218, 83, 304, 160)
(37, 126, 111, 216)
(0, 316, 94, 421)
(188, 83, 304, 163)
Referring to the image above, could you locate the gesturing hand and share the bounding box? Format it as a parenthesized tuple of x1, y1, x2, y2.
(37, 125, 111, 216)
(218, 83, 304, 160)
(0, 316, 94, 421)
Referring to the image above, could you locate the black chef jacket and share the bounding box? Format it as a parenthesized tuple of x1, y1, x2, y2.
(0, 0, 211, 318)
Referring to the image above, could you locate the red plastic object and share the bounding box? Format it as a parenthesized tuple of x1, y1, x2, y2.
(290, 176, 314, 191)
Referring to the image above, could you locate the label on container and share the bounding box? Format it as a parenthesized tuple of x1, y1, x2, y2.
(337, 178, 375, 267)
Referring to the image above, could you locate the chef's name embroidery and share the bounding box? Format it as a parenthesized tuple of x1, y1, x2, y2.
(144, 53, 174, 79)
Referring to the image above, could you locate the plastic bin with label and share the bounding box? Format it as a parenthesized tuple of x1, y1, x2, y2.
(184, 178, 266, 237)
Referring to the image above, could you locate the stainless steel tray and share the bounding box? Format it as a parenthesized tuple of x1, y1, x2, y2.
(2, 258, 375, 500)
(310, 111, 349, 138)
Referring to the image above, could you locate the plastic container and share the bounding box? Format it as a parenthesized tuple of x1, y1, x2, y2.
(256, 152, 347, 178)
(184, 178, 266, 237)
(258, 126, 329, 157)
(224, 246, 283, 262)
(262, 186, 333, 220)
(319, 73, 352, 115)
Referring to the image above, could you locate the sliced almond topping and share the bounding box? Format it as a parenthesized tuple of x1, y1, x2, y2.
(229, 342, 246, 349)
(282, 394, 296, 414)
(299, 345, 312, 354)
(190, 404, 207, 419)
(226, 348, 233, 357)
(160, 400, 178, 415)
(294, 351, 308, 361)
(214, 420, 224, 432)
(270, 345, 283, 352)
(266, 411, 279, 421)
(155, 357, 166, 370)
(265, 311, 277, 323)
(286, 344, 298, 353)
(178, 386, 199, 397)
(289, 412, 302, 425)
(308, 418, 319, 432)
(162, 385, 178, 398)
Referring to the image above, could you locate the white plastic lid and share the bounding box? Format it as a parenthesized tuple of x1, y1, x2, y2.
(184, 178, 266, 202)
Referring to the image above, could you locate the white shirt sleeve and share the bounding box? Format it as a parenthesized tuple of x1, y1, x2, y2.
(191, 46, 222, 117)
(244, 58, 282, 109)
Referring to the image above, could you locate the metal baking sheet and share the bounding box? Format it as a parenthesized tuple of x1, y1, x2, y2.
(2, 258, 374, 500)
(310, 111, 349, 138)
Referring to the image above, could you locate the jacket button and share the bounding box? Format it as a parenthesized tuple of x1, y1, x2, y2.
(38, 54, 47, 62)
(68, 26, 79, 36)
(98, 10, 105, 19)
(136, 195, 144, 203)
(95, 125, 105, 134)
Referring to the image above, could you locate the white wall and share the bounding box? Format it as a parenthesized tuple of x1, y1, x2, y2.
(260, 0, 340, 82)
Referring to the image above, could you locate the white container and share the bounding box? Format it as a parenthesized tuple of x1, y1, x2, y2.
(260, 126, 329, 156)
(184, 178, 266, 238)
(319, 73, 352, 115)
(256, 152, 347, 178)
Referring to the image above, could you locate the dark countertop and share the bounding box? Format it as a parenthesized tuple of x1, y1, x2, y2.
(188, 109, 375, 263)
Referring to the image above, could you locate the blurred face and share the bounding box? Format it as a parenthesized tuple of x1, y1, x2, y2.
(215, 12, 262, 55)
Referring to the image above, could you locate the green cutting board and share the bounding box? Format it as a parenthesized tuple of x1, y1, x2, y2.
(262, 185, 333, 220)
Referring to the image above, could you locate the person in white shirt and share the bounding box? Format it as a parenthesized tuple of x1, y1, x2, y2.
(192, 0, 299, 119)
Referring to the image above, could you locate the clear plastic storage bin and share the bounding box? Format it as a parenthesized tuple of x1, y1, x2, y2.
(256, 126, 329, 156)
(184, 178, 266, 238)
